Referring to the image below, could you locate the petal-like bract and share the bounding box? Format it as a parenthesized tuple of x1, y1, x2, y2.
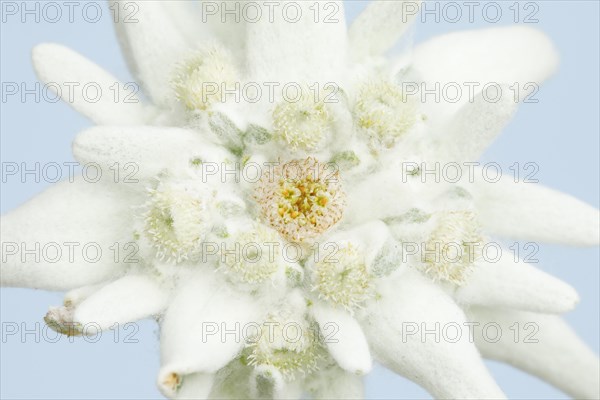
(469, 307, 600, 399)
(1, 179, 138, 290)
(360, 269, 506, 399)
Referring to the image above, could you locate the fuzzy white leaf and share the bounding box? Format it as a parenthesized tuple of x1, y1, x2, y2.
(1, 178, 139, 290)
(160, 273, 261, 374)
(468, 307, 600, 400)
(431, 85, 517, 162)
(74, 274, 168, 329)
(32, 43, 150, 125)
(197, 1, 247, 57)
(73, 126, 231, 182)
(163, 1, 210, 47)
(412, 26, 558, 116)
(346, 167, 448, 224)
(454, 249, 579, 314)
(311, 302, 372, 375)
(349, 0, 421, 60)
(63, 284, 103, 306)
(471, 177, 600, 246)
(110, 1, 189, 106)
(320, 220, 392, 267)
(360, 268, 505, 399)
(245, 1, 347, 84)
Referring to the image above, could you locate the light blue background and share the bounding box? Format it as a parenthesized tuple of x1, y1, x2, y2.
(1, 1, 598, 399)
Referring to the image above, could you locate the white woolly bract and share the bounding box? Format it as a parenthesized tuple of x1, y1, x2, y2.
(311, 302, 372, 375)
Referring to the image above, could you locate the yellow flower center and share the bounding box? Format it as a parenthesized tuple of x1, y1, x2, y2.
(255, 158, 345, 242)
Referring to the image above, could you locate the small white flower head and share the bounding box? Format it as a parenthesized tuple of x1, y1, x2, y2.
(220, 223, 282, 284)
(310, 242, 373, 312)
(245, 306, 324, 380)
(354, 79, 419, 149)
(272, 86, 334, 152)
(421, 210, 483, 285)
(255, 158, 345, 243)
(172, 45, 238, 111)
(142, 179, 213, 263)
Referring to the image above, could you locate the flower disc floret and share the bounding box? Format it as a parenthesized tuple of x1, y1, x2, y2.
(354, 80, 418, 148)
(221, 223, 282, 284)
(421, 210, 483, 284)
(172, 45, 238, 111)
(272, 87, 334, 151)
(143, 181, 211, 263)
(311, 243, 373, 312)
(255, 158, 345, 242)
(245, 312, 324, 380)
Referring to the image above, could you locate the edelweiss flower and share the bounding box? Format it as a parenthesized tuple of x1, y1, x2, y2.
(2, 1, 599, 399)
